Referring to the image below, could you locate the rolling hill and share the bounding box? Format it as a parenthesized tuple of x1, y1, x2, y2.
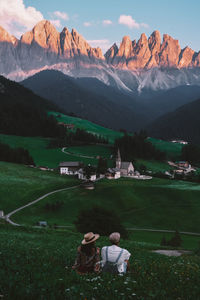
(0, 75, 64, 137)
(21, 70, 153, 132)
(148, 97, 200, 144)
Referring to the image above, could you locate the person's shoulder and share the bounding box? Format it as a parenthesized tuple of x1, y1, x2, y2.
(101, 246, 107, 251)
(122, 248, 131, 256)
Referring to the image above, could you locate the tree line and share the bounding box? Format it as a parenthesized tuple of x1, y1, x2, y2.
(114, 131, 166, 162)
(0, 142, 34, 165)
(48, 128, 108, 148)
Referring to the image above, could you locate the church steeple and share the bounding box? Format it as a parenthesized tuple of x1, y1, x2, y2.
(116, 148, 121, 169)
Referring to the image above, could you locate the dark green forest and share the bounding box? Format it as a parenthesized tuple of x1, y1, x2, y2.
(0, 142, 34, 165)
(114, 131, 166, 161)
(0, 76, 65, 138)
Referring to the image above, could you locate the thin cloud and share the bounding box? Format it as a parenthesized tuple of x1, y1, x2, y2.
(53, 11, 69, 21)
(118, 15, 149, 29)
(87, 39, 112, 53)
(0, 0, 43, 37)
(83, 22, 92, 27)
(49, 19, 62, 28)
(102, 20, 112, 26)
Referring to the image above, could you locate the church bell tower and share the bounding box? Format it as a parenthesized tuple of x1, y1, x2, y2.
(116, 149, 121, 169)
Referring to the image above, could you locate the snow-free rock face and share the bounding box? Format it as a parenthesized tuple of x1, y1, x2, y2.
(0, 26, 19, 74)
(106, 30, 198, 70)
(1, 21, 200, 92)
(0, 20, 105, 73)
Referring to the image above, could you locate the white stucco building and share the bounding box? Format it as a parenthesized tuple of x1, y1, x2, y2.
(59, 162, 82, 175)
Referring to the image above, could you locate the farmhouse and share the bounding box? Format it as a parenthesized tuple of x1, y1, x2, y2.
(59, 162, 82, 175)
(58, 122, 74, 129)
(171, 140, 188, 145)
(116, 149, 134, 176)
(78, 168, 97, 181)
(106, 168, 121, 179)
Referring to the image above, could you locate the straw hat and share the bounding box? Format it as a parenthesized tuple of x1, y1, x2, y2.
(81, 232, 100, 245)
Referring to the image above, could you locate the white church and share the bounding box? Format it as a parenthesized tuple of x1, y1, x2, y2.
(106, 149, 134, 179)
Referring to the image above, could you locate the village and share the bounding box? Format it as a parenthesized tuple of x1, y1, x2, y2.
(58, 148, 197, 185)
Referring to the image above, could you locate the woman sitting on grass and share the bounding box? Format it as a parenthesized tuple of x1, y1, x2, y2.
(72, 232, 100, 274)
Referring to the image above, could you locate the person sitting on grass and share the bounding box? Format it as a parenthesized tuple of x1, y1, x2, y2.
(72, 232, 100, 274)
(101, 232, 131, 274)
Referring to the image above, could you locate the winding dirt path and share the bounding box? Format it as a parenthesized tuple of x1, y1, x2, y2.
(62, 147, 96, 159)
(127, 227, 200, 236)
(4, 185, 80, 226)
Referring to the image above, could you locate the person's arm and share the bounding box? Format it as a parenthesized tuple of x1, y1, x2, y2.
(94, 247, 101, 272)
(72, 247, 81, 270)
(124, 249, 131, 271)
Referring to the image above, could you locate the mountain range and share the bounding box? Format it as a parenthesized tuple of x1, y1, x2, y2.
(1, 20, 200, 93)
(21, 70, 149, 131)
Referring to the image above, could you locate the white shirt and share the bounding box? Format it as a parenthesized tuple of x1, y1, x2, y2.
(101, 245, 131, 273)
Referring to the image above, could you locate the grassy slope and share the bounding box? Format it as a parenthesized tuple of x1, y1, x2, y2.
(0, 134, 109, 168)
(13, 177, 200, 233)
(149, 137, 183, 160)
(135, 159, 172, 173)
(0, 161, 78, 214)
(67, 145, 112, 158)
(0, 226, 199, 300)
(49, 111, 124, 143)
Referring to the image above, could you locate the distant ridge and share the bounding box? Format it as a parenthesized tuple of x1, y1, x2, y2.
(0, 20, 200, 92)
(147, 97, 200, 144)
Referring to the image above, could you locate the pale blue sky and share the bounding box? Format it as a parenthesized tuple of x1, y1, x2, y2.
(4, 0, 200, 53)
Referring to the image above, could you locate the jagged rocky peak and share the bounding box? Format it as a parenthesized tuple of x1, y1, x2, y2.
(32, 20, 60, 51)
(117, 35, 133, 59)
(148, 30, 161, 53)
(193, 52, 200, 67)
(20, 19, 60, 51)
(92, 47, 104, 59)
(105, 43, 119, 62)
(178, 46, 195, 68)
(0, 26, 16, 44)
(160, 34, 181, 67)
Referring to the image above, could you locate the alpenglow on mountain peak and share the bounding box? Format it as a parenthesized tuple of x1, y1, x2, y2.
(0, 20, 200, 89)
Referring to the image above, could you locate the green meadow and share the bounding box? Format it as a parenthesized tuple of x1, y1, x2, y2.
(135, 159, 173, 173)
(67, 145, 112, 159)
(0, 161, 78, 214)
(0, 134, 112, 168)
(150, 138, 183, 160)
(0, 225, 199, 300)
(49, 111, 124, 143)
(12, 177, 200, 233)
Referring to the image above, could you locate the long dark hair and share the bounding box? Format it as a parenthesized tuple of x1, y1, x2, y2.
(81, 242, 96, 256)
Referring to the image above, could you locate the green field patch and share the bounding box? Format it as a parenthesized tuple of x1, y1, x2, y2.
(0, 134, 112, 168)
(135, 159, 172, 173)
(0, 161, 78, 214)
(13, 177, 200, 233)
(67, 145, 112, 159)
(0, 226, 199, 299)
(49, 111, 123, 143)
(150, 137, 183, 159)
(128, 231, 200, 250)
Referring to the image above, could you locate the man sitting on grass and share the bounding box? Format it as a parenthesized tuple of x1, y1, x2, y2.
(101, 232, 131, 274)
